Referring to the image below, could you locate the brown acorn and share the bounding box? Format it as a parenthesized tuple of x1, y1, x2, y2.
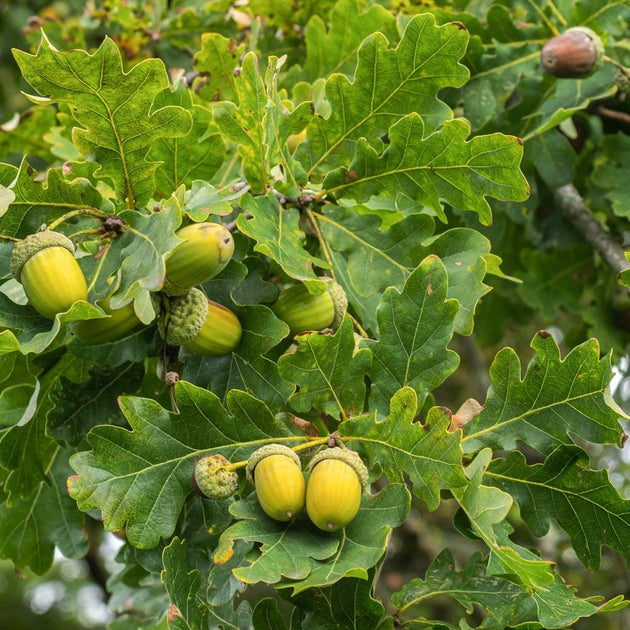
(540, 27, 604, 79)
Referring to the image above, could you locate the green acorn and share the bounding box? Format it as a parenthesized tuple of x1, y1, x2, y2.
(71, 297, 142, 344)
(246, 444, 306, 522)
(10, 231, 88, 319)
(193, 454, 239, 500)
(271, 279, 347, 335)
(158, 288, 242, 356)
(540, 27, 604, 79)
(163, 222, 234, 295)
(305, 447, 368, 532)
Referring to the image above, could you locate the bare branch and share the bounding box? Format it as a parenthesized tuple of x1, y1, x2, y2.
(553, 183, 630, 275)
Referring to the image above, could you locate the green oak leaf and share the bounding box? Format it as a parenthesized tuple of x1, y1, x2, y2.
(68, 381, 302, 548)
(0, 160, 107, 238)
(362, 255, 459, 417)
(48, 361, 145, 445)
(181, 304, 294, 413)
(236, 193, 328, 286)
(13, 35, 192, 208)
(342, 388, 466, 510)
(0, 453, 87, 574)
(150, 83, 225, 200)
(452, 449, 556, 591)
(301, 13, 469, 179)
(162, 538, 252, 630)
(322, 115, 529, 226)
(392, 549, 530, 628)
(193, 32, 246, 103)
(0, 107, 58, 163)
(486, 446, 630, 571)
(278, 317, 372, 419)
(0, 353, 79, 502)
(212, 52, 267, 193)
(462, 332, 627, 455)
(300, 0, 397, 82)
(592, 132, 630, 218)
(216, 483, 409, 593)
(286, 568, 389, 630)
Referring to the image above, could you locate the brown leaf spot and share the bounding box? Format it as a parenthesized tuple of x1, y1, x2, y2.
(537, 329, 552, 339)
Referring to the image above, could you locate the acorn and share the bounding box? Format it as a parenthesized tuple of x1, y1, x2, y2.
(540, 27, 604, 79)
(271, 278, 347, 335)
(158, 288, 242, 356)
(246, 444, 306, 522)
(10, 231, 88, 319)
(163, 222, 234, 295)
(305, 447, 368, 532)
(71, 297, 142, 344)
(193, 454, 239, 500)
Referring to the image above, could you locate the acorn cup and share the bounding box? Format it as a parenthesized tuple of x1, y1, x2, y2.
(246, 444, 306, 522)
(163, 222, 234, 295)
(10, 231, 88, 319)
(157, 287, 242, 356)
(193, 454, 239, 500)
(305, 447, 369, 532)
(271, 278, 347, 335)
(540, 26, 604, 79)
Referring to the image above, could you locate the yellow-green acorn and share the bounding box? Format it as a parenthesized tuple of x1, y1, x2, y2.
(271, 278, 347, 335)
(163, 222, 234, 295)
(71, 297, 142, 344)
(10, 231, 88, 319)
(306, 447, 368, 532)
(158, 288, 242, 356)
(540, 27, 604, 79)
(246, 444, 306, 522)
(193, 454, 239, 500)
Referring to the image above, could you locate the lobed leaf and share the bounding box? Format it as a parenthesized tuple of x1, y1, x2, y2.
(362, 255, 459, 416)
(0, 454, 87, 574)
(342, 388, 466, 510)
(301, 13, 469, 179)
(216, 483, 409, 593)
(13, 35, 192, 208)
(278, 317, 372, 420)
(462, 332, 627, 456)
(68, 381, 301, 548)
(322, 115, 529, 225)
(486, 446, 630, 571)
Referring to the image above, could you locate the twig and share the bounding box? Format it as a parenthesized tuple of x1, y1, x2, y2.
(597, 106, 630, 125)
(552, 183, 630, 275)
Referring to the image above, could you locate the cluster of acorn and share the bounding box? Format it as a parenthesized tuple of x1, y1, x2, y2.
(8, 220, 348, 352)
(193, 442, 368, 532)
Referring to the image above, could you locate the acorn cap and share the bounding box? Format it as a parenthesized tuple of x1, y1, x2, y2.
(246, 443, 301, 484)
(308, 446, 369, 492)
(10, 231, 75, 282)
(540, 26, 604, 79)
(326, 280, 348, 330)
(157, 287, 209, 346)
(193, 454, 239, 500)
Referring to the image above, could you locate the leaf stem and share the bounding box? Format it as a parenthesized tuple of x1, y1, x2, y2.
(304, 205, 335, 278)
(0, 234, 20, 242)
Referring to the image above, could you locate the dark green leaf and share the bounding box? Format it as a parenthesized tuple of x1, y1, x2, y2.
(14, 35, 192, 208)
(463, 332, 627, 455)
(342, 388, 466, 510)
(278, 317, 372, 419)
